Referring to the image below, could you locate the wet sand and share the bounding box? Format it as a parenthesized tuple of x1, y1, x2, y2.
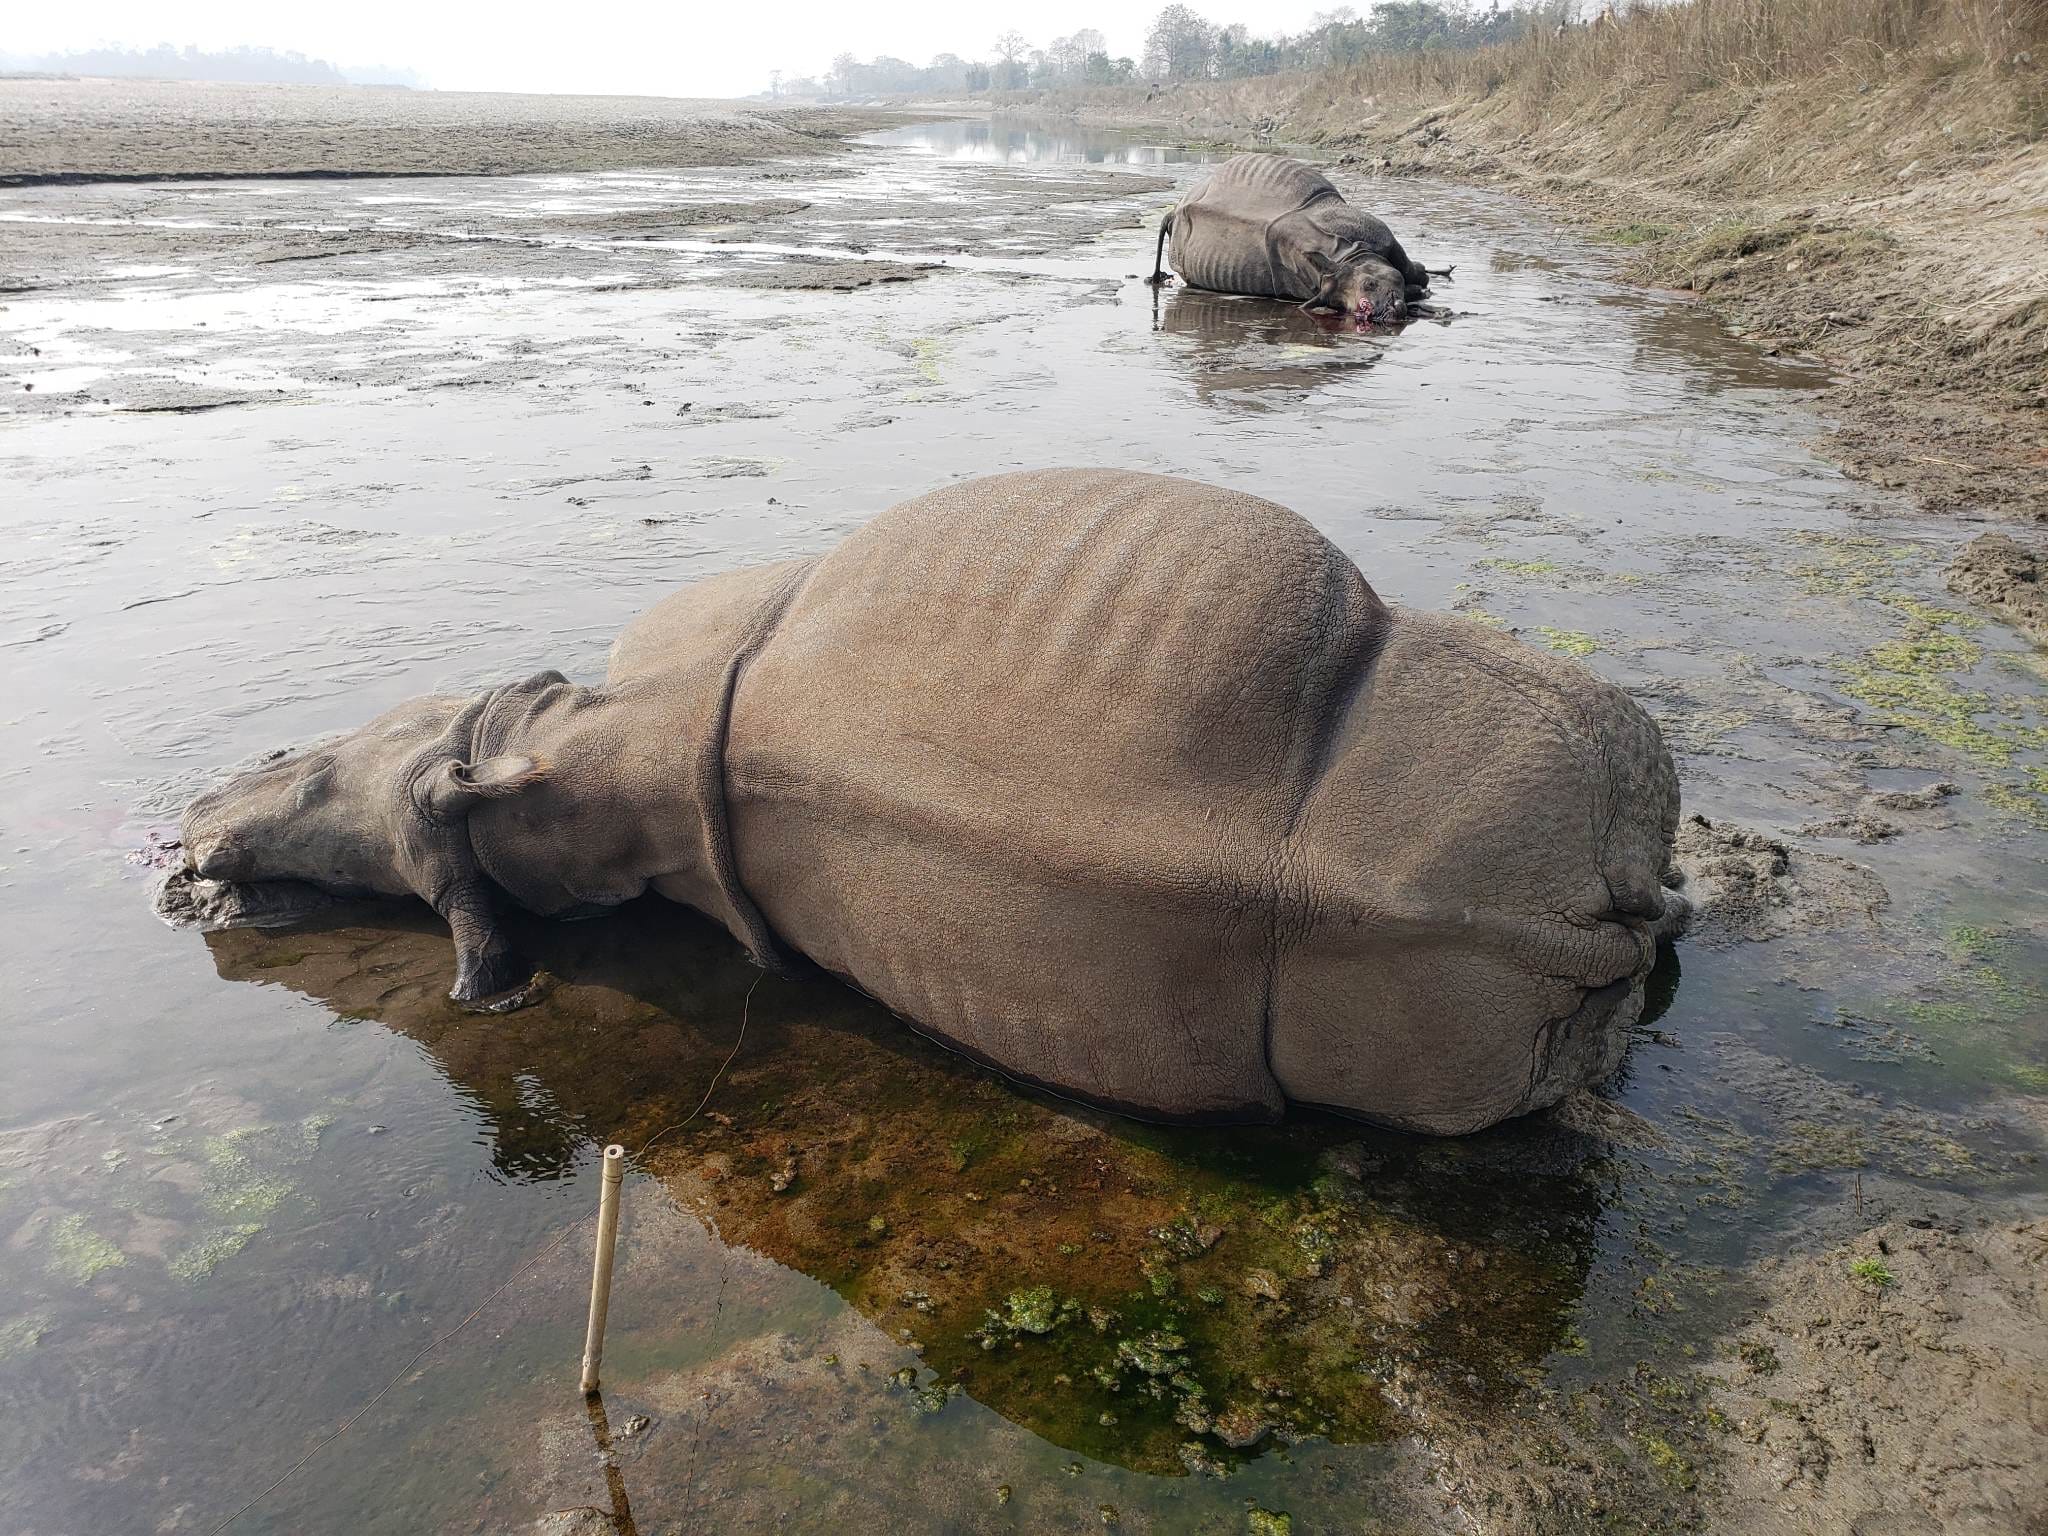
(1, 99, 2044, 1535)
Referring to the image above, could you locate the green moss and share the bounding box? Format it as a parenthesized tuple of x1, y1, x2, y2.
(1003, 1285, 1060, 1336)
(1847, 1256, 1895, 1288)
(1536, 626, 1598, 657)
(1248, 1511, 1294, 1536)
(1636, 1433, 1696, 1490)
(47, 1213, 126, 1285)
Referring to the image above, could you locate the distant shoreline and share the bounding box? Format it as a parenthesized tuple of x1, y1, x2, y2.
(0, 77, 909, 184)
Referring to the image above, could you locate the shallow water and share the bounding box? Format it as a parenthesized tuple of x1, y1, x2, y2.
(2, 116, 2044, 1534)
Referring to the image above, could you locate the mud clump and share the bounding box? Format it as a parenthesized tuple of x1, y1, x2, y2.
(1797, 811, 1900, 844)
(1704, 1219, 2048, 1536)
(1670, 814, 1888, 945)
(1947, 532, 2048, 647)
(1870, 780, 1958, 813)
(1801, 780, 1959, 841)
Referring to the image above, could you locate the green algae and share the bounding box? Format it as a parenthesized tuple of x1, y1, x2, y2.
(1247, 1511, 1293, 1536)
(0, 1311, 54, 1359)
(1795, 534, 2048, 825)
(995, 1285, 1063, 1337)
(905, 337, 942, 397)
(1843, 920, 2048, 1092)
(1536, 626, 1598, 657)
(1985, 779, 2048, 831)
(1479, 558, 1561, 577)
(47, 1213, 126, 1285)
(170, 1222, 266, 1283)
(199, 1132, 300, 1223)
(1637, 1432, 1697, 1490)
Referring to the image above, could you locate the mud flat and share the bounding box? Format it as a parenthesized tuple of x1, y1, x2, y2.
(0, 77, 905, 183)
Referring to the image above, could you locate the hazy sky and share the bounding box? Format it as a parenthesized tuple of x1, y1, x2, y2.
(9, 0, 1349, 98)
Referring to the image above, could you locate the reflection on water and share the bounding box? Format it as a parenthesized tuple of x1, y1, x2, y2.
(1151, 285, 1403, 407)
(869, 115, 1224, 166)
(201, 898, 1632, 1475)
(1613, 293, 1832, 390)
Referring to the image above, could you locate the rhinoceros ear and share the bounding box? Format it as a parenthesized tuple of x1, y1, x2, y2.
(423, 755, 546, 819)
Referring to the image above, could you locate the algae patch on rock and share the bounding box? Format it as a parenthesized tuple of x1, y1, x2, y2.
(46, 1212, 127, 1286)
(1535, 625, 1598, 657)
(1796, 532, 2048, 829)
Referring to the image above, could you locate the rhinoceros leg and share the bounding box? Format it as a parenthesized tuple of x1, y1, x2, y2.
(1148, 209, 1175, 286)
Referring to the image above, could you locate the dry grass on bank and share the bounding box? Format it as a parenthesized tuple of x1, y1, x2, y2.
(1338, 0, 2044, 120)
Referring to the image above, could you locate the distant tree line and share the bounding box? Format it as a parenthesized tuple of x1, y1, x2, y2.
(0, 44, 422, 87)
(773, 2, 1558, 97)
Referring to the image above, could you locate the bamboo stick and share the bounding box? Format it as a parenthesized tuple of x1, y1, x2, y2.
(579, 1143, 626, 1394)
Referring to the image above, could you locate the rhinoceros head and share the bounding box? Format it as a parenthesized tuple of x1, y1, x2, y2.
(1302, 248, 1407, 325)
(164, 689, 546, 1003)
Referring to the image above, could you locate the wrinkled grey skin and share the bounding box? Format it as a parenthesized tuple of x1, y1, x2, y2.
(164, 469, 1683, 1135)
(1150, 154, 1438, 323)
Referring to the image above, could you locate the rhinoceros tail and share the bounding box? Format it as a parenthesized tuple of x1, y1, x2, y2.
(1147, 209, 1174, 286)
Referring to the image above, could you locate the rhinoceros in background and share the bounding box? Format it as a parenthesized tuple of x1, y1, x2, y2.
(1151, 153, 1446, 323)
(161, 469, 1682, 1135)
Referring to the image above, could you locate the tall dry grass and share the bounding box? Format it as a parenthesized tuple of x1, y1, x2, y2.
(1332, 0, 2046, 123)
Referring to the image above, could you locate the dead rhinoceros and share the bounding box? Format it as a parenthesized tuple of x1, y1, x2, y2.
(161, 469, 1681, 1135)
(1151, 153, 1444, 323)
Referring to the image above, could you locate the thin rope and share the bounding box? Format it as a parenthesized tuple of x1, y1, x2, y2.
(204, 971, 763, 1535)
(636, 972, 760, 1158)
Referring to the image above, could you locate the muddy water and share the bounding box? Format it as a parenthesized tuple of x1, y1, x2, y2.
(2, 117, 2044, 1534)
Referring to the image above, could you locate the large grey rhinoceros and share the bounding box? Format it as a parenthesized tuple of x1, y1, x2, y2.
(1150, 153, 1443, 323)
(161, 469, 1683, 1135)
